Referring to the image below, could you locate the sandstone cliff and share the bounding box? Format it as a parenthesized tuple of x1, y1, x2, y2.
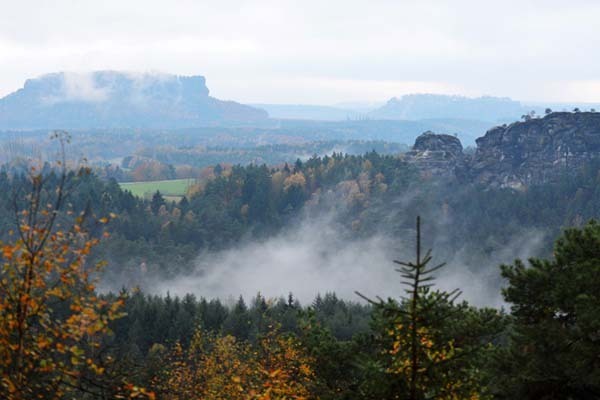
(403, 131, 464, 178)
(407, 112, 600, 188)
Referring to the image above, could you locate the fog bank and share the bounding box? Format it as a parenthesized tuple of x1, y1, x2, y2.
(146, 215, 545, 308)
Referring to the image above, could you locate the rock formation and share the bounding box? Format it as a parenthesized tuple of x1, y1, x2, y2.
(403, 131, 464, 178)
(0, 71, 268, 129)
(407, 112, 600, 189)
(468, 112, 600, 189)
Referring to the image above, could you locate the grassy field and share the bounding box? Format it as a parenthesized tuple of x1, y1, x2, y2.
(119, 179, 194, 200)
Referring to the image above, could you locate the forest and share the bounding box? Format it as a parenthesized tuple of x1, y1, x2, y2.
(43, 146, 600, 285)
(0, 132, 599, 399)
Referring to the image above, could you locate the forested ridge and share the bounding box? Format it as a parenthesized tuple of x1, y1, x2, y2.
(1, 144, 600, 398)
(0, 148, 597, 279)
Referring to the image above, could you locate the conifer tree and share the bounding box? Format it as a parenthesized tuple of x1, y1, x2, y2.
(358, 216, 503, 400)
(150, 191, 165, 215)
(495, 220, 600, 399)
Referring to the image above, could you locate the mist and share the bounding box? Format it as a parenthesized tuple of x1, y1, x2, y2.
(143, 212, 546, 309)
(42, 71, 183, 104)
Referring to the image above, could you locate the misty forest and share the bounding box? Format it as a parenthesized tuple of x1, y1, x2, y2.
(2, 2, 600, 399)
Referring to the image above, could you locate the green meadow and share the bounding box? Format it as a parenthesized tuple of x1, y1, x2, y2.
(119, 179, 194, 200)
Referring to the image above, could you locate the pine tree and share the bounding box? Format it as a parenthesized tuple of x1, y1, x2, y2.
(223, 296, 252, 340)
(358, 216, 503, 400)
(150, 191, 165, 215)
(496, 221, 600, 399)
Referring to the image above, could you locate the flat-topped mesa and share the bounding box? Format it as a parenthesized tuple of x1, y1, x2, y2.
(468, 112, 600, 189)
(404, 131, 464, 178)
(0, 71, 268, 129)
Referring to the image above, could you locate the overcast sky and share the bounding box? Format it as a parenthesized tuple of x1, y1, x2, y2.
(1, 0, 599, 104)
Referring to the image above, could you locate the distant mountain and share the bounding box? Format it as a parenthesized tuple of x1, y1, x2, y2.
(370, 94, 526, 123)
(0, 71, 268, 129)
(273, 118, 487, 146)
(252, 104, 362, 121)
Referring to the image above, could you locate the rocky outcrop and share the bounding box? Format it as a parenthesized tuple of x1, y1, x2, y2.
(403, 131, 464, 178)
(0, 71, 268, 129)
(406, 112, 600, 188)
(468, 112, 600, 189)
(413, 131, 463, 155)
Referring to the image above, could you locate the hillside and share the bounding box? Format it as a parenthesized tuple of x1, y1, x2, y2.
(370, 93, 526, 123)
(0, 71, 268, 129)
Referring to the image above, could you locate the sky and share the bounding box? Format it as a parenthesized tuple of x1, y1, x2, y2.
(1, 0, 599, 105)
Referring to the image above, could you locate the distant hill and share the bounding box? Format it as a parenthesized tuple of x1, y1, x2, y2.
(252, 104, 363, 121)
(256, 95, 527, 131)
(370, 94, 526, 123)
(0, 71, 268, 129)
(272, 118, 487, 146)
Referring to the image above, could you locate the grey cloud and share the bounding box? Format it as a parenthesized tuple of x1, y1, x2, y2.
(1, 0, 599, 104)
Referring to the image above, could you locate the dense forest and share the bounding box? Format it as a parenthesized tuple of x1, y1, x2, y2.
(0, 136, 600, 398)
(10, 147, 596, 286)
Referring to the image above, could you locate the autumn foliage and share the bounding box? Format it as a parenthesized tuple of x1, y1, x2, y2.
(0, 133, 153, 399)
(154, 325, 316, 400)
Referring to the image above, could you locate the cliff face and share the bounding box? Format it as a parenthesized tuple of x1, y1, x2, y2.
(408, 112, 600, 188)
(0, 71, 268, 129)
(469, 112, 600, 188)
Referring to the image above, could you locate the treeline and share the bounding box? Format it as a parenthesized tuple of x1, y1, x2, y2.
(109, 291, 371, 355)
(104, 284, 507, 399)
(123, 140, 408, 181)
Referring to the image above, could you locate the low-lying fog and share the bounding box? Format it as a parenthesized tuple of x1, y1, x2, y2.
(135, 214, 545, 309)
